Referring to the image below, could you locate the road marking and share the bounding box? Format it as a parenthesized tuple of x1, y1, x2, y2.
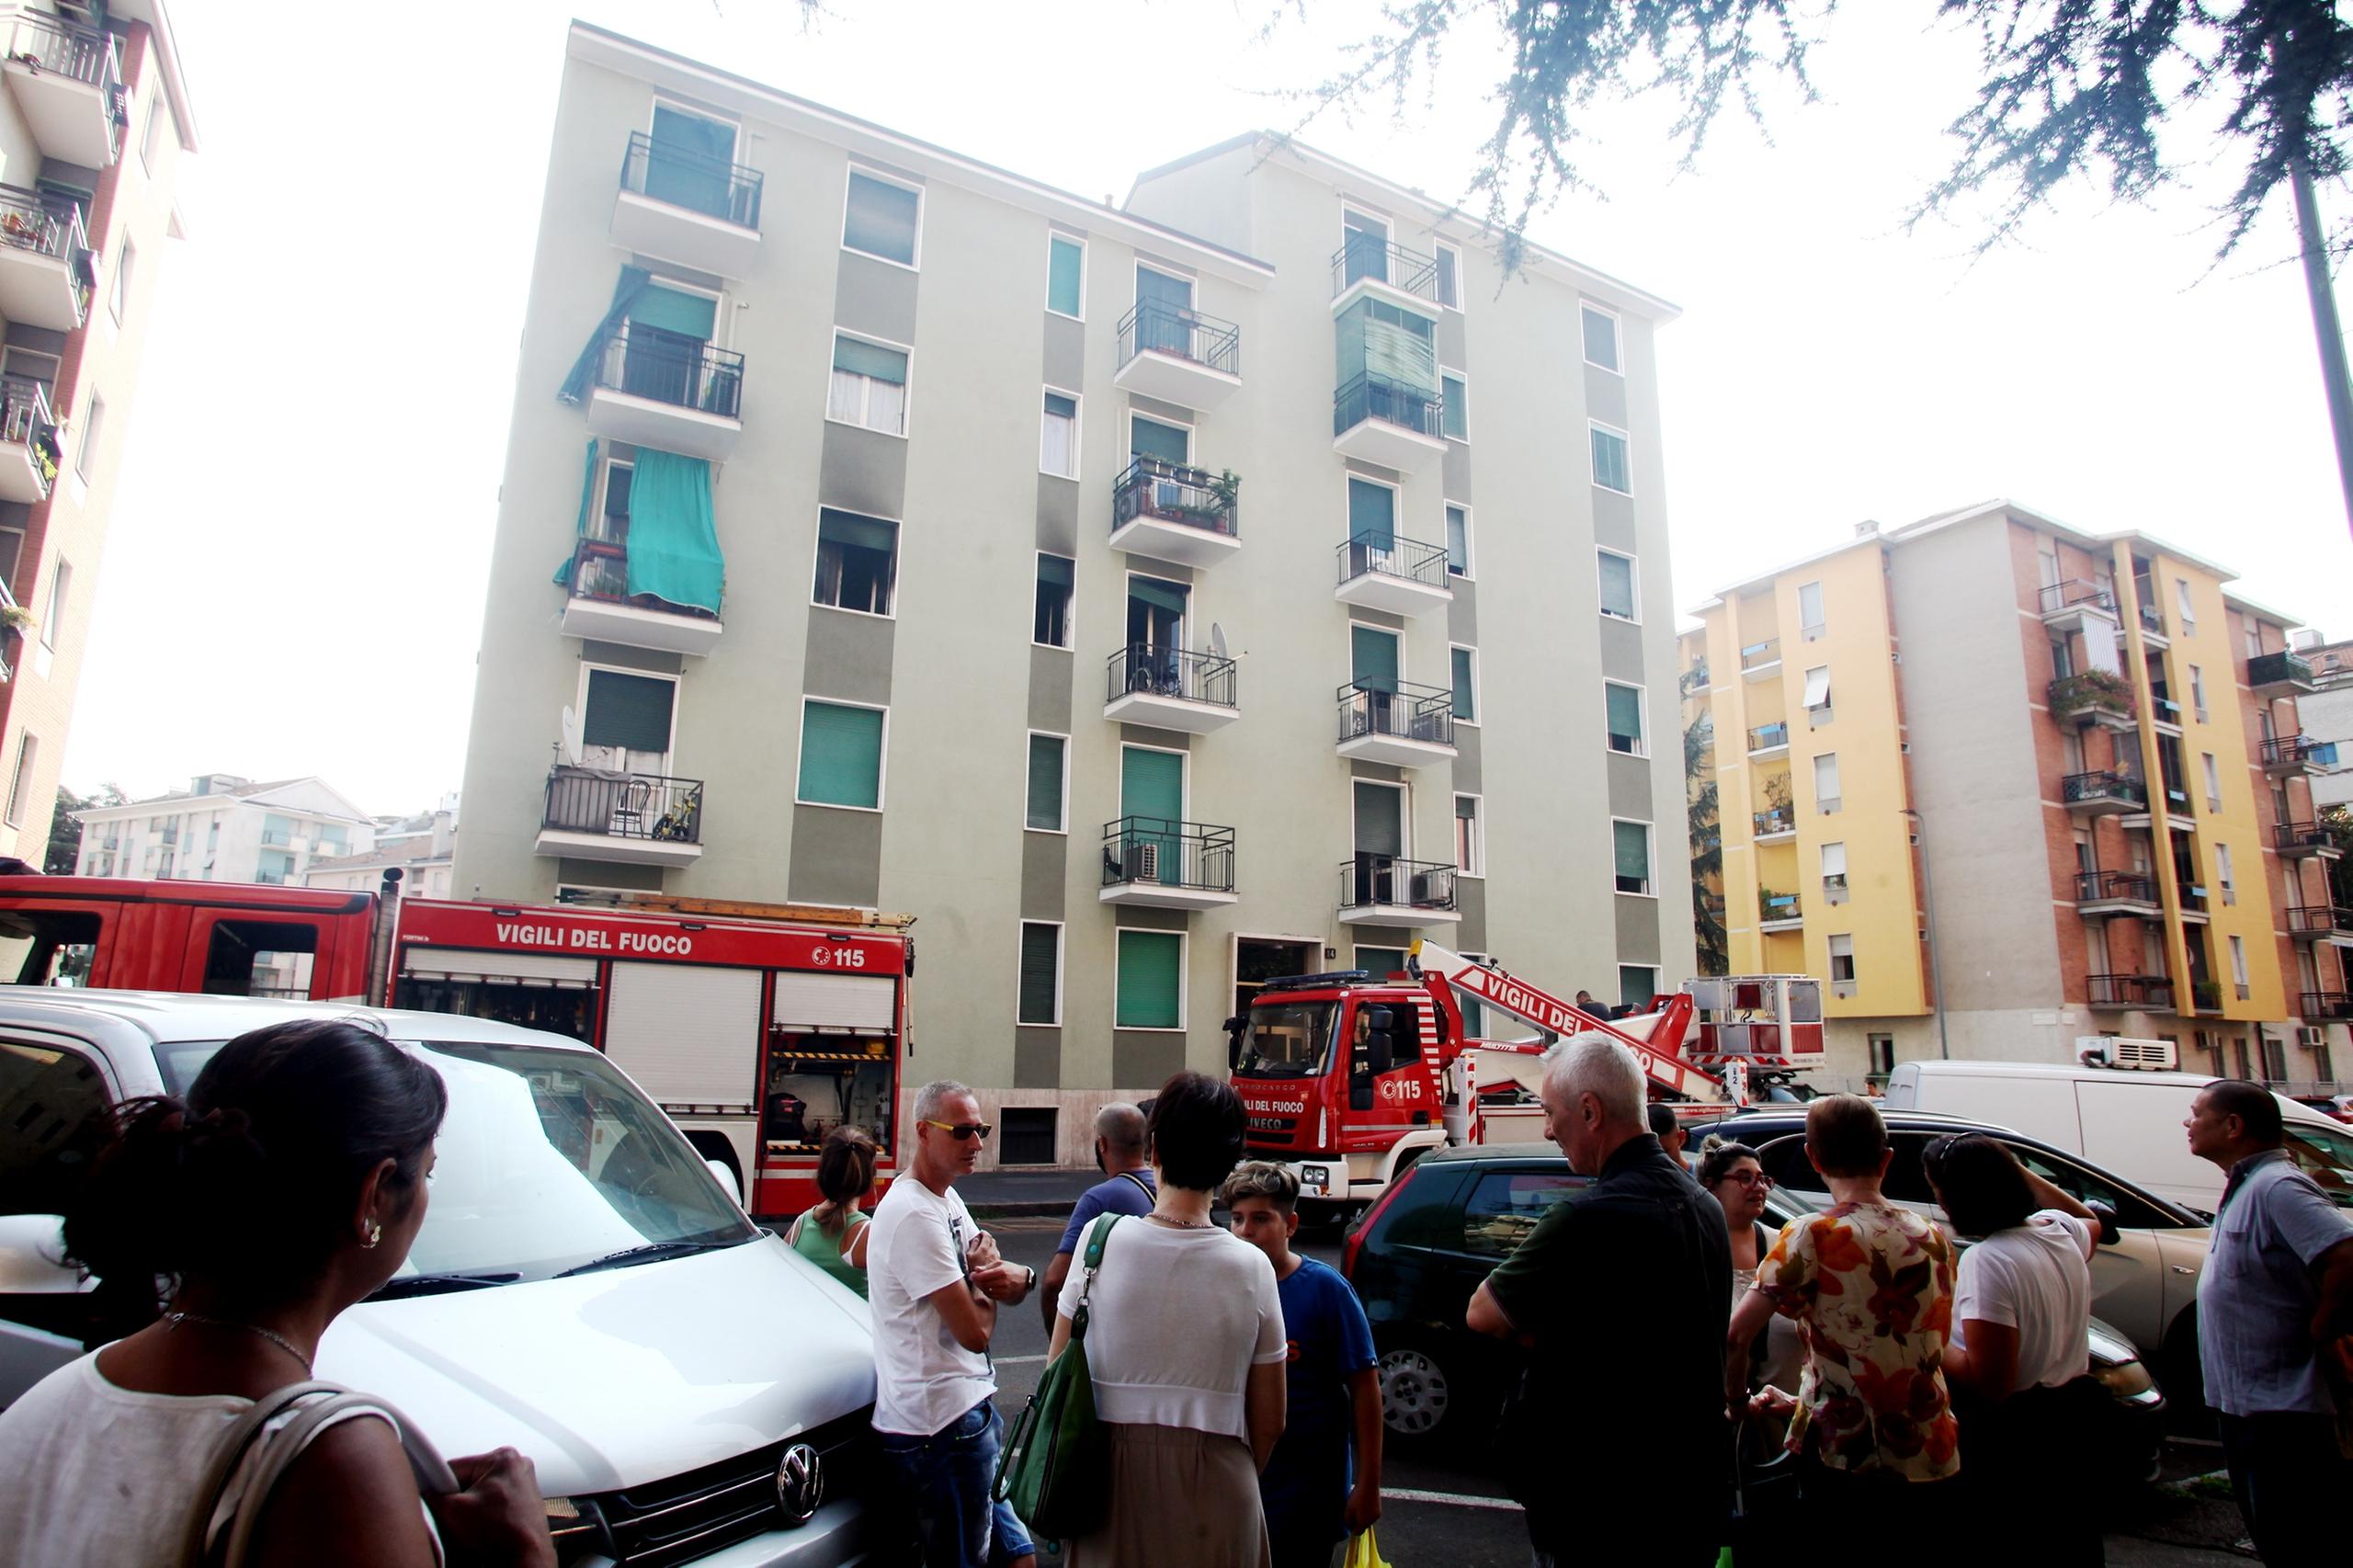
(995, 1353, 1050, 1365)
(1380, 1486, 1524, 1513)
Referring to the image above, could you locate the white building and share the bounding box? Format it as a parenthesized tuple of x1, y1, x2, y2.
(2302, 632, 2353, 812)
(73, 772, 372, 882)
(304, 798, 458, 901)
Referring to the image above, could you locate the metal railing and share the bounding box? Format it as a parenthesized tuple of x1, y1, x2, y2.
(1334, 371, 1443, 440)
(1741, 639, 1781, 670)
(2277, 819, 2340, 854)
(2148, 691, 2182, 725)
(1332, 237, 1442, 302)
(1336, 529, 1449, 591)
(0, 187, 92, 315)
(1100, 816, 1235, 894)
(1117, 300, 1240, 377)
(1113, 458, 1237, 539)
(2261, 733, 2327, 768)
(1758, 890, 1802, 924)
(1106, 644, 1237, 708)
(2038, 579, 2116, 616)
(2302, 991, 2353, 1021)
(564, 539, 718, 619)
(6, 15, 122, 97)
(1753, 808, 1795, 837)
(2087, 973, 2173, 1009)
(0, 376, 55, 494)
(1336, 679, 1455, 749)
(2063, 770, 2147, 809)
(2138, 598, 2164, 635)
(1337, 854, 1457, 913)
(542, 767, 704, 845)
(2047, 671, 2135, 722)
(2177, 883, 2209, 915)
(2289, 905, 2353, 936)
(2191, 981, 2223, 1012)
(619, 130, 763, 228)
(2247, 649, 2315, 689)
(1747, 722, 1790, 752)
(595, 333, 745, 418)
(2075, 870, 2159, 905)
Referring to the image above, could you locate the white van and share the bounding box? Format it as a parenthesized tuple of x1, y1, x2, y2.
(1883, 1058, 2353, 1214)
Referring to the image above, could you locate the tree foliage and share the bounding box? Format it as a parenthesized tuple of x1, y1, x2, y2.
(1287, 1, 2353, 261)
(1679, 660, 1728, 974)
(44, 783, 124, 876)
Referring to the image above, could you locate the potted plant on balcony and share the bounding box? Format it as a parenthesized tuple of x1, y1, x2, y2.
(2192, 980, 2222, 1011)
(1167, 470, 1241, 531)
(2047, 668, 2135, 722)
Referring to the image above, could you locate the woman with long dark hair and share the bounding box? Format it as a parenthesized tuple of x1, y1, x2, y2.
(786, 1124, 880, 1297)
(0, 1018, 552, 1567)
(1698, 1134, 1802, 1401)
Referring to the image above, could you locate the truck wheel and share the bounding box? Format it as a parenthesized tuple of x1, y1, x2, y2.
(1376, 1338, 1456, 1443)
(685, 1132, 745, 1202)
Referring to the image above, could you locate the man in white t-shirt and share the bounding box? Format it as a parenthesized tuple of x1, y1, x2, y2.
(868, 1079, 1038, 1567)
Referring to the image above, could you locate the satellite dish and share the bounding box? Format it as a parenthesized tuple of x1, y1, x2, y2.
(559, 706, 584, 766)
(1209, 621, 1228, 659)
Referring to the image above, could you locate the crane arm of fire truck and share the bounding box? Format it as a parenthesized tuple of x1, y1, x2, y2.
(1407, 939, 1722, 1101)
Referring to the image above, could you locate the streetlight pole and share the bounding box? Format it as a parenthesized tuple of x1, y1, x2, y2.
(1901, 807, 1949, 1061)
(2290, 157, 2353, 540)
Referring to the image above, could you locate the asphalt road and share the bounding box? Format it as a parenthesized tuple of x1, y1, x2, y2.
(972, 1213, 2255, 1566)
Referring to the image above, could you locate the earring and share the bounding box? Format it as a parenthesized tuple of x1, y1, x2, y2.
(361, 1220, 382, 1250)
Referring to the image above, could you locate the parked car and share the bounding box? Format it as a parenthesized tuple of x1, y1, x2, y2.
(2291, 1093, 2353, 1127)
(1340, 1142, 2165, 1486)
(0, 990, 899, 1566)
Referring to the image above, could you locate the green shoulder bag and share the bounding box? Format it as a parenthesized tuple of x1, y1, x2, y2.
(992, 1211, 1120, 1539)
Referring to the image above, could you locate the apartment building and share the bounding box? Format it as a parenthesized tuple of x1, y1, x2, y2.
(450, 24, 1693, 1162)
(74, 773, 373, 884)
(2303, 634, 2353, 812)
(1689, 501, 2347, 1086)
(303, 800, 458, 902)
(0, 2, 196, 861)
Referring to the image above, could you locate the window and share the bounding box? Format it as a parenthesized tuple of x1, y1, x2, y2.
(108, 240, 132, 325)
(2175, 578, 2195, 631)
(1828, 935, 1857, 992)
(1130, 412, 1191, 468)
(1046, 233, 1085, 318)
(1115, 930, 1183, 1029)
(40, 559, 69, 651)
(1611, 819, 1654, 895)
(2188, 665, 2207, 722)
(997, 1107, 1058, 1166)
(1441, 371, 1468, 440)
(2228, 933, 2249, 1000)
(2216, 843, 2235, 905)
(1355, 944, 1409, 978)
(1461, 1171, 1580, 1256)
(811, 509, 898, 616)
(1040, 389, 1079, 478)
(1026, 733, 1067, 833)
(1346, 475, 1395, 550)
(2201, 753, 2221, 812)
(0, 1036, 110, 1219)
(580, 668, 676, 767)
(1597, 550, 1637, 619)
(75, 394, 102, 481)
(141, 94, 175, 174)
(1445, 504, 1472, 577)
(1813, 753, 1842, 813)
(1605, 681, 1645, 756)
(1620, 966, 1658, 1010)
(4, 733, 34, 825)
(1821, 841, 1848, 905)
(2049, 639, 2074, 678)
(1802, 665, 1831, 720)
(1797, 582, 1825, 640)
(1451, 646, 1478, 722)
(1454, 794, 1483, 876)
(2244, 622, 2263, 662)
(1434, 242, 1461, 309)
(797, 699, 886, 810)
(1868, 1034, 1895, 1083)
(1034, 553, 1074, 648)
(1018, 922, 1062, 1025)
(1589, 423, 1631, 494)
(828, 335, 909, 434)
(1581, 303, 1620, 372)
(842, 170, 920, 266)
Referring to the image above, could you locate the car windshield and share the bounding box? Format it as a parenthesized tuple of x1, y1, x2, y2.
(2283, 1119, 2353, 1205)
(153, 1037, 759, 1284)
(1237, 1001, 1337, 1079)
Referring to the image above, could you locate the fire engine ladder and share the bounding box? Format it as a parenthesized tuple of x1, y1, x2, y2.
(556, 890, 917, 931)
(1407, 940, 1721, 1101)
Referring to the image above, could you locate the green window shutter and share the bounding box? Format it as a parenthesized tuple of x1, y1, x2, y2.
(1356, 946, 1408, 977)
(1353, 781, 1403, 857)
(583, 670, 676, 754)
(1451, 648, 1475, 721)
(817, 508, 897, 553)
(1606, 684, 1643, 750)
(1120, 745, 1183, 824)
(1351, 626, 1400, 694)
(1047, 236, 1084, 316)
(1019, 923, 1060, 1024)
(798, 701, 884, 808)
(1620, 967, 1657, 1009)
(1347, 478, 1395, 550)
(1044, 392, 1078, 421)
(1597, 551, 1635, 617)
(1130, 415, 1189, 466)
(629, 286, 717, 340)
(1027, 735, 1065, 831)
(1613, 821, 1651, 884)
(1116, 931, 1182, 1028)
(1446, 506, 1469, 574)
(844, 173, 919, 264)
(1128, 575, 1188, 616)
(1037, 553, 1074, 588)
(1442, 374, 1467, 440)
(833, 335, 907, 383)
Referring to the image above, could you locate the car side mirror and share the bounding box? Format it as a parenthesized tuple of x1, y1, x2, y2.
(705, 1160, 744, 1209)
(2086, 1200, 2120, 1247)
(0, 1213, 83, 1295)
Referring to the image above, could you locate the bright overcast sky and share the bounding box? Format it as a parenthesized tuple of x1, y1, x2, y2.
(66, 1, 2353, 812)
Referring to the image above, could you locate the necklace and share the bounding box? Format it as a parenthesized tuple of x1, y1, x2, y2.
(165, 1311, 314, 1375)
(1148, 1210, 1212, 1230)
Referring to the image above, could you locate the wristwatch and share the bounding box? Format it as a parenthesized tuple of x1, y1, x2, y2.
(1022, 1265, 1037, 1294)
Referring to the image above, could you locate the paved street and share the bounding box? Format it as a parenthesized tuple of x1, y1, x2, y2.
(974, 1214, 2253, 1565)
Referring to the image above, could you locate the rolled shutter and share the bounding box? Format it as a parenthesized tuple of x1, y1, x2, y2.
(1115, 931, 1181, 1028)
(604, 961, 761, 1105)
(583, 670, 675, 754)
(1597, 552, 1635, 616)
(1037, 553, 1074, 588)
(771, 972, 896, 1030)
(1130, 416, 1189, 465)
(399, 949, 597, 986)
(1128, 576, 1188, 615)
(818, 508, 898, 553)
(1606, 684, 1643, 748)
(799, 701, 884, 808)
(1027, 735, 1065, 830)
(1353, 782, 1403, 857)
(1018, 924, 1059, 1024)
(1613, 821, 1651, 882)
(1451, 648, 1475, 720)
(1351, 627, 1399, 693)
(833, 335, 907, 383)
(1347, 478, 1395, 550)
(1820, 841, 1848, 877)
(629, 285, 717, 340)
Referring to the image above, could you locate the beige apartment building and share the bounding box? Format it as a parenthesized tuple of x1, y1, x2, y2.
(452, 24, 1694, 1161)
(0, 2, 196, 862)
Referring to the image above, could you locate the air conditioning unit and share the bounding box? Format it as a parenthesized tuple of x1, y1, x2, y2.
(1126, 841, 1160, 882)
(2078, 1035, 2177, 1071)
(2297, 1026, 2325, 1049)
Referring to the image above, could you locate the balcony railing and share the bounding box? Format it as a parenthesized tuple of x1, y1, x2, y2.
(7, 15, 122, 96)
(1337, 853, 1457, 913)
(2132, 583, 2163, 635)
(2039, 579, 2116, 616)
(1101, 816, 1235, 894)
(1117, 300, 1241, 377)
(2047, 670, 2135, 724)
(619, 130, 762, 228)
(2247, 649, 2315, 690)
(1336, 680, 1454, 748)
(1334, 371, 1442, 441)
(563, 540, 718, 619)
(2191, 981, 2223, 1013)
(542, 767, 704, 846)
(1336, 530, 1449, 592)
(1747, 722, 1790, 752)
(2063, 770, 2147, 810)
(2289, 905, 2353, 937)
(2302, 991, 2353, 1021)
(0, 187, 92, 318)
(2177, 883, 2209, 915)
(0, 375, 56, 494)
(2260, 733, 2330, 768)
(1113, 458, 1237, 539)
(1758, 890, 1802, 925)
(2277, 819, 2342, 854)
(594, 333, 744, 418)
(1332, 238, 1442, 302)
(2148, 691, 2183, 726)
(1753, 808, 1795, 838)
(2087, 973, 2174, 1009)
(2076, 870, 2160, 906)
(1106, 644, 1237, 709)
(1741, 639, 1782, 671)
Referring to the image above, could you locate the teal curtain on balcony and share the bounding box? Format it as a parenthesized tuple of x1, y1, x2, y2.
(560, 267, 651, 404)
(552, 437, 599, 587)
(622, 449, 723, 614)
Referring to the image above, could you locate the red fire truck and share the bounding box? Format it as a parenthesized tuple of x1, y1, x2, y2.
(0, 873, 913, 1218)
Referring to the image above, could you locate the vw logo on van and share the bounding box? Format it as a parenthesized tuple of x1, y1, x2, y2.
(775, 1442, 824, 1526)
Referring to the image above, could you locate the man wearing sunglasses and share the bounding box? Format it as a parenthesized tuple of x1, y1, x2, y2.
(868, 1080, 1039, 1568)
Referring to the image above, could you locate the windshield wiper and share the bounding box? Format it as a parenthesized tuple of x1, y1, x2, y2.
(366, 1271, 521, 1301)
(554, 1237, 745, 1278)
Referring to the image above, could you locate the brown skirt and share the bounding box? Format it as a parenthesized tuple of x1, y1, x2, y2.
(1066, 1421, 1271, 1568)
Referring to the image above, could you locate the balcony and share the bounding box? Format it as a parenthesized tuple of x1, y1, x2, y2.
(2063, 769, 2147, 816)
(584, 333, 745, 461)
(2288, 906, 2353, 942)
(2039, 578, 2118, 635)
(2087, 973, 2174, 1010)
(1758, 890, 1803, 933)
(1103, 645, 1239, 734)
(610, 131, 763, 279)
(1335, 680, 1455, 768)
(1114, 301, 1241, 409)
(2277, 819, 2343, 859)
(1336, 854, 1461, 926)
(1740, 639, 1782, 679)
(1334, 530, 1451, 616)
(2047, 671, 2135, 732)
(1753, 808, 1796, 844)
(2133, 592, 2166, 642)
(1746, 722, 1790, 758)
(2176, 883, 2210, 921)
(2302, 991, 2353, 1022)
(2147, 691, 2184, 733)
(534, 766, 704, 869)
(1331, 238, 1444, 311)
(2191, 981, 2223, 1015)
(0, 376, 57, 503)
(0, 188, 90, 331)
(1098, 817, 1237, 910)
(1332, 372, 1447, 470)
(2247, 649, 2316, 696)
(560, 540, 724, 657)
(2, 17, 122, 166)
(2260, 733, 2332, 776)
(1109, 459, 1240, 569)
(2075, 870, 2162, 916)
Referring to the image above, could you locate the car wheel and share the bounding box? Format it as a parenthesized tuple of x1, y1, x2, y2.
(2161, 1312, 2214, 1439)
(1376, 1339, 1456, 1442)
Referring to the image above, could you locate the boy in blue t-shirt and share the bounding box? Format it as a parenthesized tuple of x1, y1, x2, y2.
(1222, 1161, 1381, 1568)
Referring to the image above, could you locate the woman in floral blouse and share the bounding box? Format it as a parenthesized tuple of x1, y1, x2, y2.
(1725, 1095, 1959, 1556)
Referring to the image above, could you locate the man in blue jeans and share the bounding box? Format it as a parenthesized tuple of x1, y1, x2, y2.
(868, 1080, 1040, 1566)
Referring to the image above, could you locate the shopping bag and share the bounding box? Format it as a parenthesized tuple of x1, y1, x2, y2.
(992, 1214, 1120, 1539)
(1342, 1527, 1392, 1568)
